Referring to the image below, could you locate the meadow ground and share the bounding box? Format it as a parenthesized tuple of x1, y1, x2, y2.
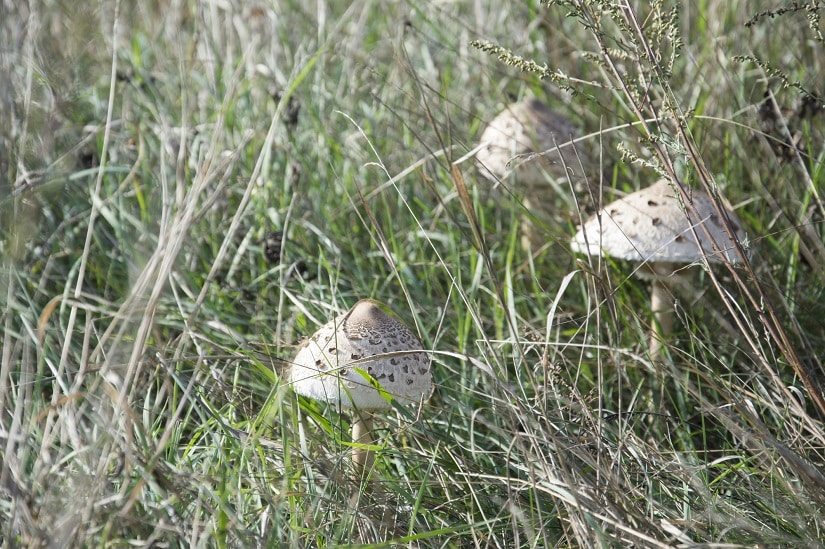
(2, 0, 825, 546)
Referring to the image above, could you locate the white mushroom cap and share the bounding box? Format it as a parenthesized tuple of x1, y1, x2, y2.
(290, 299, 432, 411)
(476, 98, 592, 190)
(571, 179, 746, 264)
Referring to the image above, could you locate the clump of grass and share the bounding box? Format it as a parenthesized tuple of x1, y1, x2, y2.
(2, 0, 824, 546)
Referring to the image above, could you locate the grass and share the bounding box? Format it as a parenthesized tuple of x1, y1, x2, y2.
(2, 0, 825, 546)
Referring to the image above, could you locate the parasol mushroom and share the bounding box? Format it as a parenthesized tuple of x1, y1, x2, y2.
(571, 178, 746, 360)
(291, 299, 432, 472)
(476, 97, 599, 252)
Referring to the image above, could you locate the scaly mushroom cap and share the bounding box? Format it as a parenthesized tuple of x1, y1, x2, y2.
(571, 179, 746, 264)
(476, 98, 593, 192)
(291, 300, 432, 411)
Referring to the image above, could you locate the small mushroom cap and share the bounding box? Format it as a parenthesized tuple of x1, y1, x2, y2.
(476, 98, 592, 190)
(571, 179, 746, 264)
(290, 300, 432, 411)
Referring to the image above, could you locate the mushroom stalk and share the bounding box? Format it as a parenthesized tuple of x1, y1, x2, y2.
(520, 196, 539, 256)
(649, 263, 675, 362)
(351, 410, 375, 473)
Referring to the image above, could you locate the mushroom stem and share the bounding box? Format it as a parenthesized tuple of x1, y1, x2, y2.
(649, 263, 675, 361)
(520, 196, 538, 256)
(351, 410, 375, 474)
